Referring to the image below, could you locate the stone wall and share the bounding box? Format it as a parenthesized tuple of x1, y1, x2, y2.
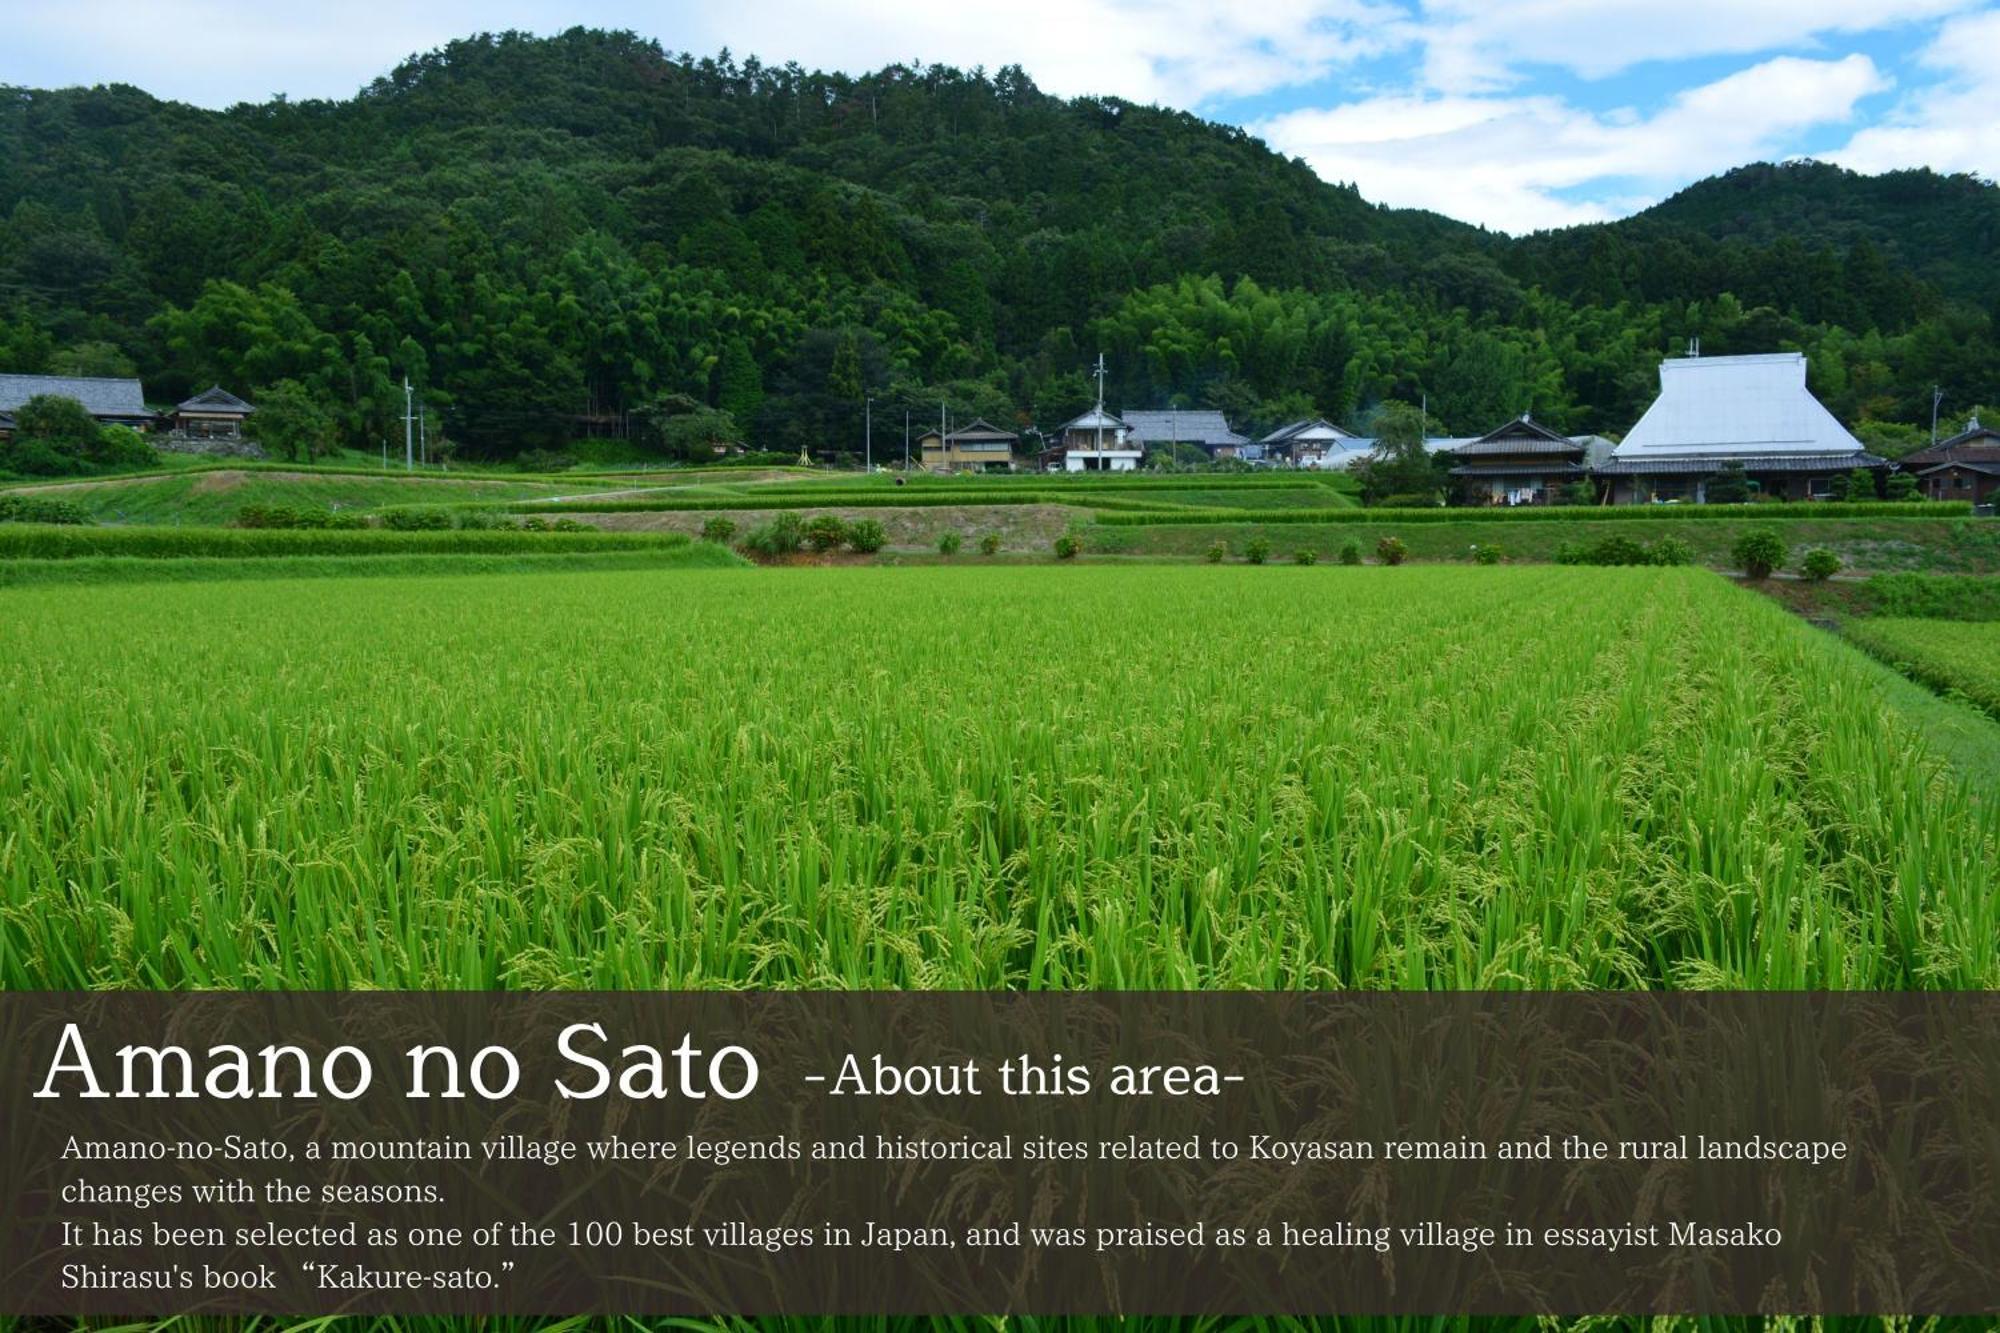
(154, 431, 268, 461)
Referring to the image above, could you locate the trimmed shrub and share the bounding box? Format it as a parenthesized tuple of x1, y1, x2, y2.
(741, 512, 804, 557)
(803, 515, 851, 553)
(1293, 548, 1318, 566)
(1470, 543, 1504, 565)
(1732, 528, 1788, 579)
(1801, 548, 1842, 581)
(1376, 536, 1408, 566)
(1205, 541, 1227, 564)
(1337, 540, 1362, 566)
(1053, 534, 1080, 560)
(978, 532, 1002, 556)
(1648, 536, 1695, 567)
(847, 519, 886, 554)
(699, 516, 737, 543)
(1245, 537, 1271, 565)
(937, 531, 964, 556)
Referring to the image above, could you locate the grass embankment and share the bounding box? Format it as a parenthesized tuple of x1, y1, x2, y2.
(0, 470, 631, 525)
(1091, 517, 2000, 573)
(3, 565, 1992, 990)
(1845, 619, 2000, 721)
(0, 523, 699, 560)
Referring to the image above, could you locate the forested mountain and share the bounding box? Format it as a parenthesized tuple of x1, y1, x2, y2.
(1, 27, 1994, 460)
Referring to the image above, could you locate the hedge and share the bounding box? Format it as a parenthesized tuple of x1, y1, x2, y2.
(1860, 573, 2000, 621)
(0, 524, 691, 560)
(1094, 501, 1969, 526)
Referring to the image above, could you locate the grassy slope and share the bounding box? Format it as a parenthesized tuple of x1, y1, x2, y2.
(0, 470, 631, 525)
(1088, 516, 2000, 573)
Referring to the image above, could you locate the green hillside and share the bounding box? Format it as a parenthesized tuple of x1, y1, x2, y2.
(1, 28, 1994, 464)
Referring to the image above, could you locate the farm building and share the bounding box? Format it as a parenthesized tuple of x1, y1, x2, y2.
(1898, 417, 2000, 505)
(1258, 417, 1357, 466)
(1057, 405, 1141, 472)
(917, 418, 1019, 472)
(0, 373, 154, 436)
(173, 385, 256, 440)
(1595, 352, 1884, 503)
(1122, 409, 1249, 459)
(1448, 415, 1615, 505)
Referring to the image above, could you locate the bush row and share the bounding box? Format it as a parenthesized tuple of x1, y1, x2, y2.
(1094, 501, 1966, 526)
(0, 494, 91, 525)
(0, 525, 691, 561)
(1555, 535, 1697, 567)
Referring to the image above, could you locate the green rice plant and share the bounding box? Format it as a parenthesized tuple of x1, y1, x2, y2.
(1846, 618, 2000, 720)
(5, 566, 1992, 993)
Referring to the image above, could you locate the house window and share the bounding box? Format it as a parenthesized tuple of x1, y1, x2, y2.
(1806, 477, 1834, 499)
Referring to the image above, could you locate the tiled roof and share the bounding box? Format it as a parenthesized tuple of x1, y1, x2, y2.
(1121, 409, 1247, 448)
(1258, 417, 1355, 446)
(1453, 415, 1579, 458)
(1899, 421, 2000, 470)
(1450, 461, 1588, 477)
(1596, 451, 1884, 476)
(177, 385, 255, 414)
(0, 373, 149, 417)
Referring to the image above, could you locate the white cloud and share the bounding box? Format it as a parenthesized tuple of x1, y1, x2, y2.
(1257, 54, 1890, 232)
(1832, 7, 2000, 178)
(1415, 0, 1976, 91)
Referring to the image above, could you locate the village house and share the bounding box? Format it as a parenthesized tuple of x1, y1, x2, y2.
(1897, 416, 2000, 506)
(916, 418, 1019, 472)
(1055, 405, 1141, 471)
(1448, 415, 1614, 505)
(1121, 409, 1249, 460)
(0, 373, 154, 437)
(1257, 417, 1357, 466)
(172, 385, 256, 440)
(1595, 351, 1884, 503)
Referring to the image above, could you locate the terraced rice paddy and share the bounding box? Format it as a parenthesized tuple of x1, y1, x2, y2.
(1847, 618, 2000, 719)
(4, 565, 1993, 992)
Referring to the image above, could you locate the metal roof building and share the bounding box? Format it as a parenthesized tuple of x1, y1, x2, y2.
(1121, 409, 1247, 454)
(1599, 353, 1883, 502)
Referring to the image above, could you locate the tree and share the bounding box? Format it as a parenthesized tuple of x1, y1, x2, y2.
(1706, 463, 1751, 505)
(253, 380, 336, 462)
(715, 338, 764, 424)
(1354, 401, 1444, 505)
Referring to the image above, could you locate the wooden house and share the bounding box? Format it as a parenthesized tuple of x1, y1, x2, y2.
(917, 418, 1019, 472)
(173, 386, 256, 440)
(1122, 409, 1248, 460)
(1258, 417, 1358, 467)
(1058, 405, 1140, 472)
(1898, 417, 2000, 506)
(1448, 415, 1597, 505)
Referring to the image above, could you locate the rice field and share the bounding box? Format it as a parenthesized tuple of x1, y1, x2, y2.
(4, 565, 1994, 992)
(1846, 617, 2000, 720)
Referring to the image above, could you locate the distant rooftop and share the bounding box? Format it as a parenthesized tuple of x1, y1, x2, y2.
(1121, 409, 1246, 448)
(0, 373, 149, 418)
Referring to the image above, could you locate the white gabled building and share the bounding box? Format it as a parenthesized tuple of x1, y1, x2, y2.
(1054, 354, 1143, 472)
(1597, 352, 1885, 503)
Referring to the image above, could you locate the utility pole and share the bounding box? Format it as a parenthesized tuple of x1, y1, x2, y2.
(864, 396, 873, 472)
(903, 408, 910, 470)
(1931, 385, 1944, 447)
(419, 400, 428, 468)
(402, 377, 414, 472)
(1092, 352, 1106, 462)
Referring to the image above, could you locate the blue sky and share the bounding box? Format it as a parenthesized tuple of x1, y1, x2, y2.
(5, 1, 1996, 233)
